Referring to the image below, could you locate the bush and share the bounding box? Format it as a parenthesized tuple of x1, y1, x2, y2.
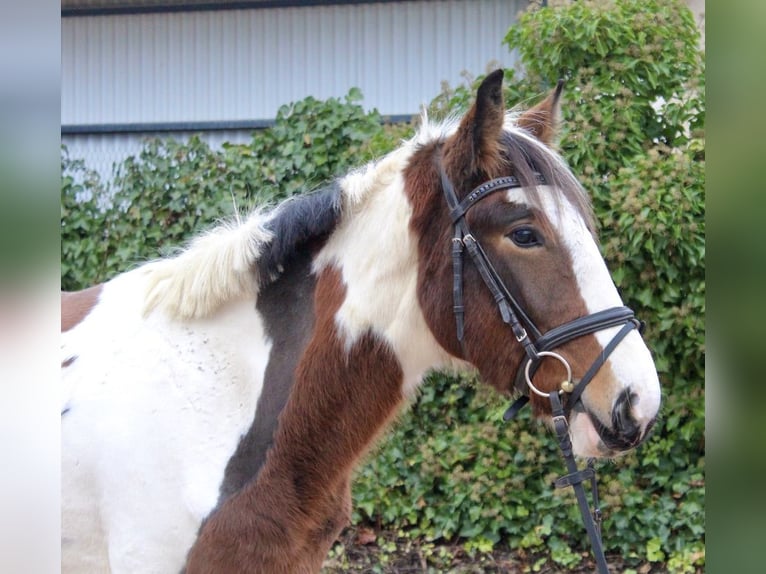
(61, 90, 383, 291)
(61, 150, 108, 290)
(61, 0, 704, 571)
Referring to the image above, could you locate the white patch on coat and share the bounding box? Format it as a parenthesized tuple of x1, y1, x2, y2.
(568, 411, 608, 458)
(314, 142, 459, 396)
(62, 268, 271, 573)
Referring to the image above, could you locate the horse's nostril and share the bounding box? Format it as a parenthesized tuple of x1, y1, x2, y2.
(587, 393, 645, 452)
(612, 389, 642, 446)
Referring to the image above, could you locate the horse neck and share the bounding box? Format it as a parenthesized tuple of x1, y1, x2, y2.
(255, 175, 455, 497)
(262, 263, 406, 512)
(187, 178, 459, 571)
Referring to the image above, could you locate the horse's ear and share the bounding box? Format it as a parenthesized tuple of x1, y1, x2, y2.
(446, 69, 506, 177)
(516, 79, 564, 146)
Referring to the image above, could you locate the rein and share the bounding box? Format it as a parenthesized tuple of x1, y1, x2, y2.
(439, 162, 642, 574)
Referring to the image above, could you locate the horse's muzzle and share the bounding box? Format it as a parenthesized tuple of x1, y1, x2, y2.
(570, 388, 657, 457)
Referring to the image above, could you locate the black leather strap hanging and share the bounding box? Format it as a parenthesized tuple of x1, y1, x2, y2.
(549, 392, 610, 574)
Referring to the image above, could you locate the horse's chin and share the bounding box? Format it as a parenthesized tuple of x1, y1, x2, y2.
(567, 410, 621, 459)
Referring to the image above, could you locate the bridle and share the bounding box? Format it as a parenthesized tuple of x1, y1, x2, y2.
(439, 161, 642, 574)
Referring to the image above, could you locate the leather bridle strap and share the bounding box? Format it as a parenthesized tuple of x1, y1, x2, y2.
(439, 165, 542, 359)
(449, 172, 547, 222)
(537, 307, 639, 356)
(564, 320, 638, 408)
(515, 308, 641, 402)
(550, 391, 610, 574)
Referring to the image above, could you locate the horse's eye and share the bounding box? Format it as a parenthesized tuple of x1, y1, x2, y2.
(509, 227, 541, 247)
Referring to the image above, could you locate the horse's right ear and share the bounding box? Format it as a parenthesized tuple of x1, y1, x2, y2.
(444, 69, 506, 180)
(516, 79, 565, 146)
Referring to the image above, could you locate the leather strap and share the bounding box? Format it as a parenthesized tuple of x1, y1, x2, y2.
(451, 231, 466, 342)
(566, 320, 637, 408)
(514, 307, 639, 400)
(502, 395, 529, 422)
(449, 173, 546, 222)
(549, 392, 610, 574)
(536, 307, 638, 354)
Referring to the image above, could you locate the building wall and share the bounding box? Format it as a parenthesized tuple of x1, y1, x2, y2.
(62, 0, 526, 177)
(685, 0, 704, 45)
(62, 0, 524, 125)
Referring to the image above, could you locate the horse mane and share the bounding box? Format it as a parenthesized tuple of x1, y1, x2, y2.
(501, 111, 595, 232)
(141, 109, 590, 321)
(139, 116, 442, 321)
(141, 209, 272, 319)
(141, 185, 346, 321)
(255, 184, 342, 284)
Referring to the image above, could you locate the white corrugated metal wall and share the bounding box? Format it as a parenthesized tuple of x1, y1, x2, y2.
(62, 0, 526, 178)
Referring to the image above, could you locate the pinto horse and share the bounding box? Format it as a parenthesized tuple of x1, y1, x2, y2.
(61, 70, 660, 573)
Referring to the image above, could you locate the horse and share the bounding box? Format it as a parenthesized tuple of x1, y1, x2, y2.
(61, 70, 661, 573)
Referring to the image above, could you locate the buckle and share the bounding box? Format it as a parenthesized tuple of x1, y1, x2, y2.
(552, 413, 568, 428)
(554, 466, 596, 489)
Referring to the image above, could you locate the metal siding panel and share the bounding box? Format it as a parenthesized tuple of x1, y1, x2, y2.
(63, 1, 524, 126)
(255, 9, 268, 113)
(82, 18, 94, 122)
(379, 5, 394, 110)
(110, 17, 124, 122)
(62, 1, 525, 174)
(141, 17, 153, 119)
(265, 9, 279, 112)
(61, 19, 74, 121)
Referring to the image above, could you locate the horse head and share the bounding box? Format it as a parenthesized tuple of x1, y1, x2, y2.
(406, 70, 661, 458)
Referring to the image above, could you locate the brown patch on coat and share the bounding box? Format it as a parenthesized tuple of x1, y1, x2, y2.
(61, 285, 103, 332)
(185, 266, 405, 573)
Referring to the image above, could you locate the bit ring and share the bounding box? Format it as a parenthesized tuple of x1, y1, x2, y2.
(525, 351, 573, 398)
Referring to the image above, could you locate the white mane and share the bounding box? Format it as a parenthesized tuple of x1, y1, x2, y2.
(141, 210, 272, 320)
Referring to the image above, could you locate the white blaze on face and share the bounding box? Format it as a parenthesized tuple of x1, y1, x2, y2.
(507, 186, 661, 456)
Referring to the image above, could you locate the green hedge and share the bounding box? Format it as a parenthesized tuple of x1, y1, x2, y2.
(61, 1, 704, 571)
(61, 90, 385, 291)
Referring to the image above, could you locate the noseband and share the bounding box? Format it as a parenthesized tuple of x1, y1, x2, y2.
(439, 162, 642, 574)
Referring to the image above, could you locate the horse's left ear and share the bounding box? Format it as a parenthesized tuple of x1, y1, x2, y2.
(516, 79, 565, 146)
(445, 69, 506, 178)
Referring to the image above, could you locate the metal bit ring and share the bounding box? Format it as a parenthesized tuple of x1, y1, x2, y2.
(525, 351, 573, 398)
